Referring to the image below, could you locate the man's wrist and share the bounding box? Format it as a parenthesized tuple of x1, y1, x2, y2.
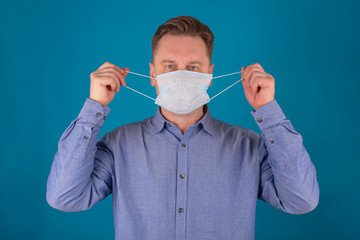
(77, 98, 111, 127)
(250, 99, 286, 131)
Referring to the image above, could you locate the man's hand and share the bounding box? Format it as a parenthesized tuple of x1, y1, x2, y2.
(241, 63, 275, 110)
(89, 62, 130, 106)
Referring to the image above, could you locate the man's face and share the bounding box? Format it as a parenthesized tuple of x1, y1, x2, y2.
(149, 34, 214, 95)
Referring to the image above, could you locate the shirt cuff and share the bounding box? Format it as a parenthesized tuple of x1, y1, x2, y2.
(250, 99, 286, 131)
(77, 98, 111, 127)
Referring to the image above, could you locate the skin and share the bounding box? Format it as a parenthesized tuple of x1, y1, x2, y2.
(89, 34, 275, 134)
(148, 34, 214, 134)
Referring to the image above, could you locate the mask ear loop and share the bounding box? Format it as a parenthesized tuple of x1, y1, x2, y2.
(122, 70, 244, 102)
(210, 71, 244, 101)
(122, 70, 156, 101)
(124, 71, 156, 80)
(211, 71, 243, 79)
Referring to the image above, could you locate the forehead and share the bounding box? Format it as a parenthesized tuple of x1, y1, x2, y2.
(154, 34, 209, 63)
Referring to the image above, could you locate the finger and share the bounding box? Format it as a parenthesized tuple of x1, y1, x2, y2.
(241, 67, 246, 80)
(244, 63, 265, 82)
(245, 63, 264, 73)
(97, 68, 124, 91)
(116, 68, 126, 88)
(241, 67, 253, 95)
(244, 66, 263, 87)
(98, 67, 122, 80)
(93, 73, 119, 92)
(105, 66, 129, 87)
(123, 67, 130, 78)
(253, 63, 264, 71)
(98, 73, 119, 92)
(110, 65, 127, 76)
(123, 67, 130, 74)
(97, 61, 119, 71)
(120, 67, 130, 86)
(250, 76, 273, 91)
(103, 67, 129, 89)
(247, 73, 264, 95)
(246, 70, 269, 87)
(244, 65, 264, 79)
(250, 83, 259, 96)
(241, 73, 251, 92)
(248, 71, 268, 86)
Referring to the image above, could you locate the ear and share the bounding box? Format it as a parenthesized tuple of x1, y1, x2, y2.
(209, 63, 215, 86)
(209, 63, 215, 74)
(149, 62, 156, 86)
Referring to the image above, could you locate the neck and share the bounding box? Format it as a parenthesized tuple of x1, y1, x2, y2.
(160, 106, 205, 134)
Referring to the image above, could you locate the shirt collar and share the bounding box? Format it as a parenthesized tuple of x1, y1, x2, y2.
(151, 107, 167, 134)
(197, 104, 216, 136)
(150, 104, 216, 137)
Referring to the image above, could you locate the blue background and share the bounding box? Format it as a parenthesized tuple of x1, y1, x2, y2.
(1, 0, 359, 239)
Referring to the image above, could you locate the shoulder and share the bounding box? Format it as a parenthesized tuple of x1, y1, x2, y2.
(210, 116, 261, 145)
(104, 115, 154, 140)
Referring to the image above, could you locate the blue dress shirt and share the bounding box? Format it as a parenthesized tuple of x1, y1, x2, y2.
(46, 98, 319, 240)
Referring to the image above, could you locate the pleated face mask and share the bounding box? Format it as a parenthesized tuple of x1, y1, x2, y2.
(123, 69, 244, 114)
(155, 70, 212, 114)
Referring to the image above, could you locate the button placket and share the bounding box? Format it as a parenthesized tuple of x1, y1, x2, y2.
(175, 137, 189, 240)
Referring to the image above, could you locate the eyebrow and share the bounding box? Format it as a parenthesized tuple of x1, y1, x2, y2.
(188, 60, 202, 65)
(160, 59, 203, 65)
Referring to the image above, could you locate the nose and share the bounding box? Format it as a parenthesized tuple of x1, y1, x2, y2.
(177, 64, 187, 71)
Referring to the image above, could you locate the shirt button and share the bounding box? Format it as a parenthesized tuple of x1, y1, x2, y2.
(168, 123, 172, 127)
(270, 140, 275, 144)
(103, 115, 106, 120)
(180, 174, 185, 179)
(181, 143, 186, 148)
(96, 112, 102, 117)
(257, 118, 263, 123)
(178, 208, 184, 213)
(84, 135, 89, 139)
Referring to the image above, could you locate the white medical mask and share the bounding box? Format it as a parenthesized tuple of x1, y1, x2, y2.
(123, 69, 244, 114)
(155, 70, 212, 114)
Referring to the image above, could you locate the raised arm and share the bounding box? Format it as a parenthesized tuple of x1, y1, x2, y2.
(254, 100, 319, 214)
(46, 62, 129, 212)
(46, 99, 114, 212)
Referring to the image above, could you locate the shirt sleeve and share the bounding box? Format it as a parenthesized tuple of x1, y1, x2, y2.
(252, 99, 320, 214)
(46, 98, 114, 212)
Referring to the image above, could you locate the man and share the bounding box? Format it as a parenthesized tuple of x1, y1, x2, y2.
(46, 16, 319, 240)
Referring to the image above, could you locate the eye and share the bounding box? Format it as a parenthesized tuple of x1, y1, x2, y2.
(166, 65, 174, 69)
(189, 66, 198, 70)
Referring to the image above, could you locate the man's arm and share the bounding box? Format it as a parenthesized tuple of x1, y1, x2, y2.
(253, 99, 319, 214)
(47, 62, 129, 212)
(46, 98, 113, 212)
